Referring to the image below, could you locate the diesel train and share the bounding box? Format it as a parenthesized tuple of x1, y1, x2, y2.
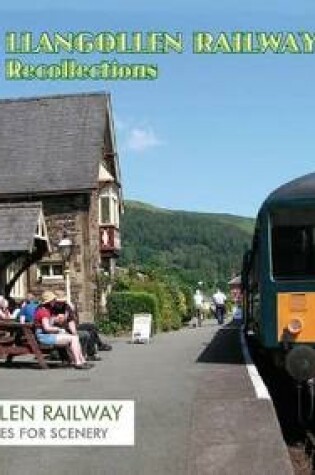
(242, 172, 315, 383)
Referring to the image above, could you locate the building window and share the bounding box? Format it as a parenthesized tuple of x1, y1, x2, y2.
(99, 185, 119, 227)
(37, 263, 64, 280)
(100, 196, 110, 223)
(6, 259, 25, 299)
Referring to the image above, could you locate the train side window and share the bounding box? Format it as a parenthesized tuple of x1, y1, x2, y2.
(272, 225, 314, 279)
(270, 208, 315, 279)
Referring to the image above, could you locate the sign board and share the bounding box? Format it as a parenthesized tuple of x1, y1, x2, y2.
(132, 314, 152, 343)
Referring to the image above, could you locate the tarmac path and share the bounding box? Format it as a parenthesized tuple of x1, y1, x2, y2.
(0, 321, 291, 475)
(0, 322, 219, 475)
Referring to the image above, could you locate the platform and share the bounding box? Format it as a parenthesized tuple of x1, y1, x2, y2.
(188, 323, 294, 475)
(0, 320, 294, 475)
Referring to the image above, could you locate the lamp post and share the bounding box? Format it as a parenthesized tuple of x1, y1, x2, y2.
(58, 234, 73, 303)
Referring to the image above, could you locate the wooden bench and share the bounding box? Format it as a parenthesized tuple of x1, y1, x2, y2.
(0, 321, 71, 369)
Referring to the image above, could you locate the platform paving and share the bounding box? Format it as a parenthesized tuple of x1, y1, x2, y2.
(0, 320, 293, 475)
(189, 325, 294, 475)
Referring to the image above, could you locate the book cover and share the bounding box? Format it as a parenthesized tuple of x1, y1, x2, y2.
(0, 1, 312, 474)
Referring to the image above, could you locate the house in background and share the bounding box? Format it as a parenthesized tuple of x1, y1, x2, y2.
(228, 274, 242, 304)
(0, 92, 122, 322)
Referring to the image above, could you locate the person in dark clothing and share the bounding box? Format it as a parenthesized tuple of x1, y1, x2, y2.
(53, 290, 111, 360)
(77, 322, 112, 352)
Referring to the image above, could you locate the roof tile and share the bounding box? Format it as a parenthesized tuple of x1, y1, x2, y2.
(0, 93, 108, 195)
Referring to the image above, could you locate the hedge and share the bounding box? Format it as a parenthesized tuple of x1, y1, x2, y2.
(131, 280, 184, 331)
(111, 274, 191, 331)
(106, 291, 159, 332)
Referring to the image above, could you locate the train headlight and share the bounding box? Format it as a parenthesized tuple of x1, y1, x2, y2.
(287, 318, 303, 335)
(286, 345, 315, 382)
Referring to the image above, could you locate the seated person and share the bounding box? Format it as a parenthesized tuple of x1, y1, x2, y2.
(7, 297, 21, 320)
(78, 322, 112, 352)
(50, 312, 95, 361)
(34, 291, 92, 370)
(0, 296, 11, 320)
(53, 290, 111, 360)
(17, 293, 39, 323)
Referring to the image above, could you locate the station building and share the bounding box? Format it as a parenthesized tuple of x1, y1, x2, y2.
(0, 92, 122, 322)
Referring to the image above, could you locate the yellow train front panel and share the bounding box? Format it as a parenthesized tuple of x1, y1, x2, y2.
(277, 292, 315, 342)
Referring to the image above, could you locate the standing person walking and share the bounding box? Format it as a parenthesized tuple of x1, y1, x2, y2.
(212, 288, 227, 325)
(193, 289, 204, 327)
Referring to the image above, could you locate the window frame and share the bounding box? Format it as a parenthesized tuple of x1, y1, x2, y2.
(99, 184, 119, 227)
(270, 208, 315, 281)
(37, 262, 64, 280)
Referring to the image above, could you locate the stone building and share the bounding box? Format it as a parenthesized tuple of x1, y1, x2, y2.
(0, 92, 122, 322)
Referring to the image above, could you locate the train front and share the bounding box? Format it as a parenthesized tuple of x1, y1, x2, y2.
(265, 174, 315, 382)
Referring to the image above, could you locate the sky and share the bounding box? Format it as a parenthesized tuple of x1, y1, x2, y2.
(1, 1, 315, 217)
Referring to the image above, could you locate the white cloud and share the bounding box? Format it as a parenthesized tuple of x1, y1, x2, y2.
(126, 127, 162, 152)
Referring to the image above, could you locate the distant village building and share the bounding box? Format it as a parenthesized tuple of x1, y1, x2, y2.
(0, 93, 122, 322)
(228, 275, 242, 304)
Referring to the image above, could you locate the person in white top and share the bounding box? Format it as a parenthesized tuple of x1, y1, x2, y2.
(193, 289, 204, 327)
(212, 289, 227, 324)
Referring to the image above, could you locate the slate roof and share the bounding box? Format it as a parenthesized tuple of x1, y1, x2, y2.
(0, 93, 111, 196)
(228, 275, 241, 285)
(0, 202, 43, 251)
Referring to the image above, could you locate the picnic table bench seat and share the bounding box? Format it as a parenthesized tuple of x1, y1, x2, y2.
(0, 320, 72, 369)
(0, 334, 15, 345)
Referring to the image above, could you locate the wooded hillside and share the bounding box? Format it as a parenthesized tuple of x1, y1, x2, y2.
(118, 201, 255, 290)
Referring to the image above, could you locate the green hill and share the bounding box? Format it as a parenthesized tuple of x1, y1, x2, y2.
(119, 200, 255, 290)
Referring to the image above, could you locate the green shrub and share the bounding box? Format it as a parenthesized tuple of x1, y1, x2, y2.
(97, 319, 124, 336)
(112, 275, 132, 292)
(167, 282, 188, 323)
(104, 270, 193, 333)
(128, 279, 182, 331)
(106, 291, 159, 332)
(179, 284, 194, 321)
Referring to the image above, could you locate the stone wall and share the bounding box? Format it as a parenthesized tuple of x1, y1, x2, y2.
(28, 193, 99, 322)
(87, 189, 101, 317)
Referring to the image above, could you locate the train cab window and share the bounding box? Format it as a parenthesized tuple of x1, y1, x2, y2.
(271, 209, 315, 280)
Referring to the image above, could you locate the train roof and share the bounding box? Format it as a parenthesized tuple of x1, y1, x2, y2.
(262, 172, 315, 208)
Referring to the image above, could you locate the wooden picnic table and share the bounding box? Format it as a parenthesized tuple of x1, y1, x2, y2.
(0, 320, 49, 369)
